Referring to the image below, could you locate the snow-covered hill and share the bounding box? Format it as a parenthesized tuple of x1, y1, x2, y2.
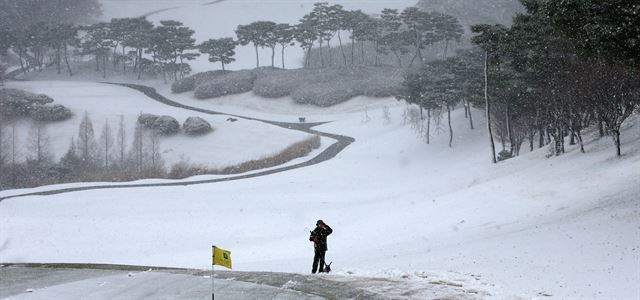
(2, 94, 638, 298)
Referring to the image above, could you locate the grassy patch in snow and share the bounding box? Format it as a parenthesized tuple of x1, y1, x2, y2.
(168, 134, 321, 178)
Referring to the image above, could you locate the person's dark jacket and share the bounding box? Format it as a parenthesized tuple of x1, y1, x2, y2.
(309, 224, 333, 251)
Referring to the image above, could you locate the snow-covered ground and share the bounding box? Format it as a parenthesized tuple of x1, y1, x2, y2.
(1, 1, 638, 299)
(2, 94, 638, 298)
(4, 81, 315, 169)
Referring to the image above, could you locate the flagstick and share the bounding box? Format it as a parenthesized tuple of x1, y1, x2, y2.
(211, 246, 216, 300)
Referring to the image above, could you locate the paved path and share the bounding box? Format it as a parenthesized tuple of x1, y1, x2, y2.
(0, 264, 383, 300)
(0, 83, 354, 202)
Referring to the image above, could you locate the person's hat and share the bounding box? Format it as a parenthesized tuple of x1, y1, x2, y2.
(316, 220, 324, 225)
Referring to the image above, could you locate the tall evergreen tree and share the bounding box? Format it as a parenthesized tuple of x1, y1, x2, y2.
(199, 38, 237, 71)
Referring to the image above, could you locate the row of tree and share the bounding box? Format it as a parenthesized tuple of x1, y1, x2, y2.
(398, 0, 639, 161)
(0, 113, 165, 190)
(0, 2, 467, 83)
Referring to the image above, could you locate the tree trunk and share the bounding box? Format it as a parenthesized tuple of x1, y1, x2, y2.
(271, 46, 275, 67)
(484, 51, 497, 164)
(338, 31, 347, 66)
(393, 51, 402, 67)
(221, 62, 225, 71)
(327, 39, 332, 66)
(447, 104, 453, 148)
(281, 45, 286, 69)
(17, 49, 26, 74)
(577, 129, 585, 153)
(569, 130, 576, 145)
(63, 44, 73, 76)
(466, 98, 474, 129)
(306, 47, 312, 68)
(426, 108, 431, 145)
(255, 44, 260, 68)
(319, 40, 324, 67)
(350, 37, 355, 65)
(612, 129, 621, 156)
(538, 127, 544, 148)
(443, 39, 449, 59)
(56, 45, 61, 74)
(102, 56, 107, 78)
(113, 42, 119, 69)
(529, 130, 534, 152)
(374, 40, 379, 66)
(506, 104, 513, 155)
(122, 46, 127, 72)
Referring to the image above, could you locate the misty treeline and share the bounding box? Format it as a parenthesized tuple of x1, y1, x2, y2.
(303, 4, 464, 69)
(0, 112, 168, 190)
(0, 1, 466, 81)
(396, 0, 639, 161)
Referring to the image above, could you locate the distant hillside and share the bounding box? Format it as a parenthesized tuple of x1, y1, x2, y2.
(416, 0, 523, 30)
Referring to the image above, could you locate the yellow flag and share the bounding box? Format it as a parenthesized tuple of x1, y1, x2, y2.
(212, 246, 232, 269)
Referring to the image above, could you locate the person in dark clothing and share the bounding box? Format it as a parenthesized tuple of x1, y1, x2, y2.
(309, 219, 332, 274)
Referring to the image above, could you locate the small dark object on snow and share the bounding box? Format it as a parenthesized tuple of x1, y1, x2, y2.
(226, 117, 238, 122)
(299, 117, 306, 123)
(324, 262, 332, 273)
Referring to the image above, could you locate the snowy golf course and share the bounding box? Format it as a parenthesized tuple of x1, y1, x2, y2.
(1, 78, 639, 299)
(1, 0, 639, 299)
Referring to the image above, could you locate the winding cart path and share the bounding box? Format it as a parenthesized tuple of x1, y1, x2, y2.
(0, 83, 354, 202)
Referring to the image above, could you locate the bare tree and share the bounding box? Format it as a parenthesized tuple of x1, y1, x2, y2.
(99, 119, 114, 169)
(147, 129, 163, 171)
(116, 114, 126, 166)
(77, 111, 98, 165)
(26, 122, 52, 164)
(128, 121, 145, 173)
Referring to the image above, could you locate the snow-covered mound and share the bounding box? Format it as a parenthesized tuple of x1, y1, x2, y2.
(1, 98, 638, 299)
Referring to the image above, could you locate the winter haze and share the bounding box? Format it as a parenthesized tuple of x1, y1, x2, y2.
(0, 0, 638, 300)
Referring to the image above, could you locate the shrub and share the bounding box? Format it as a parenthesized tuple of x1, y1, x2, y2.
(497, 150, 514, 161)
(171, 70, 230, 93)
(183, 116, 213, 135)
(292, 80, 363, 107)
(193, 70, 256, 99)
(220, 135, 321, 174)
(0, 88, 55, 117)
(252, 69, 301, 98)
(153, 115, 180, 135)
(137, 113, 159, 129)
(361, 77, 402, 97)
(168, 160, 209, 179)
(30, 104, 72, 122)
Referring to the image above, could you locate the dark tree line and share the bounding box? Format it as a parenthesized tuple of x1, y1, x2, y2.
(398, 0, 639, 161)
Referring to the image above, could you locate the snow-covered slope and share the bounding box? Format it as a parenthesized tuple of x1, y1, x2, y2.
(2, 98, 638, 299)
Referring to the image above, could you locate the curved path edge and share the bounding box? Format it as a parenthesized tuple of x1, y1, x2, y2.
(0, 83, 355, 202)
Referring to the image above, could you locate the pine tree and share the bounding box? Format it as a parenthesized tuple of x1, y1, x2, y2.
(199, 38, 237, 71)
